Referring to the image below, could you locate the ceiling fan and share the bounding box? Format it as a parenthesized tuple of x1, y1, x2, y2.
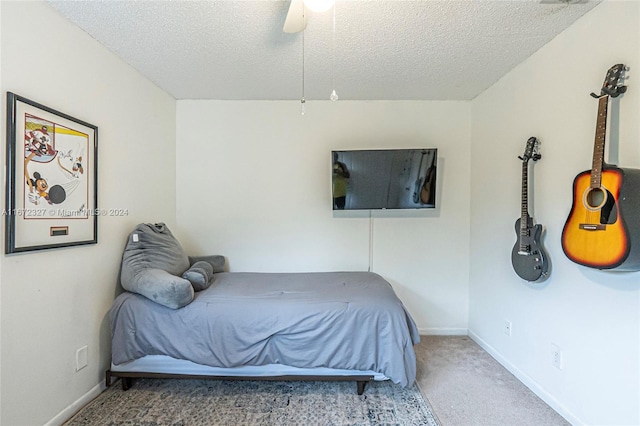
(283, 0, 335, 33)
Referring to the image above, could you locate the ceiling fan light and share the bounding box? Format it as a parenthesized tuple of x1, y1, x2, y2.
(303, 0, 335, 13)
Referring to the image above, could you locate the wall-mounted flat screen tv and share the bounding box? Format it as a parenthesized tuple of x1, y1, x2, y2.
(332, 148, 437, 210)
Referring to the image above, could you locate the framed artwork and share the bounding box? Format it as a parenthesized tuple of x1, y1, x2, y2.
(5, 92, 98, 254)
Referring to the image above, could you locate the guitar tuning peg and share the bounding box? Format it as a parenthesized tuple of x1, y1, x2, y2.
(624, 65, 630, 71)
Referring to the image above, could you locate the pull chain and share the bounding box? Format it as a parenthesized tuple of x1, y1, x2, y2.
(301, 9, 306, 115)
(330, 3, 339, 101)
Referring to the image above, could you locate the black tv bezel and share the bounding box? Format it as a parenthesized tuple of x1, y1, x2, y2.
(331, 148, 437, 211)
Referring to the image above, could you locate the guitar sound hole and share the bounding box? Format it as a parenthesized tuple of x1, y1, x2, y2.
(584, 187, 606, 210)
(582, 186, 617, 225)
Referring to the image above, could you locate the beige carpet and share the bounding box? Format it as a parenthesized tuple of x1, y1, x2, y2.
(416, 335, 569, 426)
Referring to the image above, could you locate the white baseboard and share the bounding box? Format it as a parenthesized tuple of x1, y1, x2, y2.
(468, 330, 582, 426)
(45, 381, 106, 426)
(418, 327, 468, 336)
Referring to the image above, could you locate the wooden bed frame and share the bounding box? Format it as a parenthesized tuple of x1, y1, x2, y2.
(105, 369, 374, 395)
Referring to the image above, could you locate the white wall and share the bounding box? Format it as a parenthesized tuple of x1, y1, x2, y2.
(469, 1, 639, 425)
(176, 100, 471, 333)
(0, 2, 176, 425)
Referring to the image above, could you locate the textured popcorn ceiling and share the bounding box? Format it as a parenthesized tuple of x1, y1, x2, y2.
(47, 0, 601, 100)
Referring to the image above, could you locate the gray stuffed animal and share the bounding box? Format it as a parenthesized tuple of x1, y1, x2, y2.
(120, 223, 224, 309)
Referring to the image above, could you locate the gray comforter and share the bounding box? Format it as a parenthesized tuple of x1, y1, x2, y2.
(110, 271, 420, 387)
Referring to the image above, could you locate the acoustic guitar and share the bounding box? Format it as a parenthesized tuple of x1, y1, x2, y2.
(420, 154, 436, 205)
(561, 64, 640, 271)
(412, 150, 427, 204)
(412, 150, 436, 205)
(511, 137, 549, 282)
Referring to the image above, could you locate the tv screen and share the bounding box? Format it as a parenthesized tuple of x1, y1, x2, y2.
(332, 148, 437, 210)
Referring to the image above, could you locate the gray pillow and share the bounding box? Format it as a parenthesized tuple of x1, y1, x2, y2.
(120, 223, 194, 309)
(188, 255, 226, 273)
(182, 261, 214, 292)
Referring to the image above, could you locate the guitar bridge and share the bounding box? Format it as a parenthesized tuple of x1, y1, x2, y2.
(579, 224, 606, 231)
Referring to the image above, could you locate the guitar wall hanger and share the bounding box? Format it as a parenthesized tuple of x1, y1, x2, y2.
(590, 86, 626, 98)
(519, 153, 541, 161)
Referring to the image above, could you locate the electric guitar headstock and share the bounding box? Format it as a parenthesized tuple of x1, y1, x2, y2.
(519, 137, 541, 163)
(591, 63, 628, 98)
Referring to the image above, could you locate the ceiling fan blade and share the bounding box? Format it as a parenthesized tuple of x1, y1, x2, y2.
(283, 0, 309, 33)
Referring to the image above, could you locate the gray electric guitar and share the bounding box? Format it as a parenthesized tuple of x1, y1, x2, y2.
(511, 137, 549, 282)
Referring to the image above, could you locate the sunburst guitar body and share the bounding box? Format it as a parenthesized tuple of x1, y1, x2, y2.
(561, 64, 640, 271)
(561, 166, 640, 270)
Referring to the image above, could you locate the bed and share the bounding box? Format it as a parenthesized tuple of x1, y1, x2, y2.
(106, 271, 420, 394)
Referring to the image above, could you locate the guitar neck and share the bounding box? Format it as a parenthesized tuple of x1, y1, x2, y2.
(520, 160, 529, 232)
(591, 95, 609, 188)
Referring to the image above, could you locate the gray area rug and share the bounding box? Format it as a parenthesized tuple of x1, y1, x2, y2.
(65, 378, 441, 425)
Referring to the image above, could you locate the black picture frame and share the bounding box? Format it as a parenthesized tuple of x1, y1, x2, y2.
(5, 92, 98, 254)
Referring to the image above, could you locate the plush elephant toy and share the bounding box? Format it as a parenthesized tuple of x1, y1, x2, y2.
(120, 223, 225, 309)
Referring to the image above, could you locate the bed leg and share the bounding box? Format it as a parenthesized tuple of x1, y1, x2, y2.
(105, 370, 112, 387)
(121, 377, 132, 391)
(357, 380, 367, 395)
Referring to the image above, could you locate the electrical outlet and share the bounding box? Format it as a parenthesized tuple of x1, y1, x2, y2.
(551, 343, 563, 370)
(504, 320, 512, 336)
(76, 345, 88, 372)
